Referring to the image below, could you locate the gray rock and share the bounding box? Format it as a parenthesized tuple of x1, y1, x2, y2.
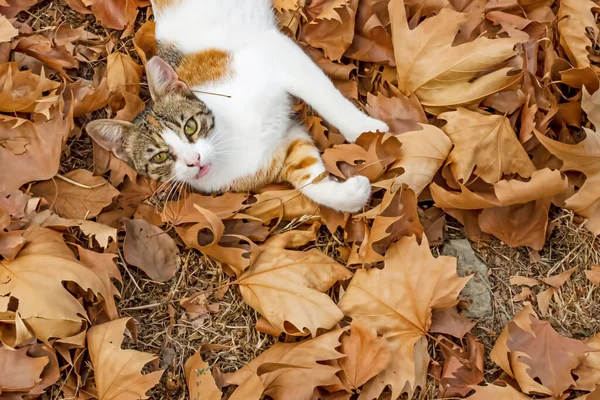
(442, 239, 492, 319)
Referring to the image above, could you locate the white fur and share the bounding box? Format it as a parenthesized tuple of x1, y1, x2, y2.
(152, 0, 388, 212)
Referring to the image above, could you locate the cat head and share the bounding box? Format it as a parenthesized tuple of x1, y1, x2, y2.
(86, 57, 216, 183)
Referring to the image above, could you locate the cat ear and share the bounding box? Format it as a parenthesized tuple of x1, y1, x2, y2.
(86, 119, 133, 162)
(146, 56, 191, 99)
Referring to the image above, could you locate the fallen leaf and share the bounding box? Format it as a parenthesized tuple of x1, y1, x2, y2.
(540, 266, 578, 288)
(338, 235, 470, 399)
(439, 108, 535, 184)
(32, 169, 119, 220)
(133, 20, 157, 65)
(236, 247, 352, 336)
(184, 349, 222, 400)
(490, 304, 590, 397)
(574, 334, 600, 391)
(123, 219, 179, 282)
(585, 266, 600, 285)
(466, 383, 531, 399)
(0, 14, 17, 43)
(225, 329, 346, 400)
(510, 276, 540, 287)
(366, 92, 427, 135)
(85, 0, 139, 30)
(107, 52, 143, 95)
(390, 0, 521, 107)
(0, 345, 48, 392)
(88, 318, 163, 400)
(439, 334, 484, 397)
(339, 321, 392, 391)
(536, 287, 554, 316)
(558, 0, 597, 68)
(430, 307, 476, 339)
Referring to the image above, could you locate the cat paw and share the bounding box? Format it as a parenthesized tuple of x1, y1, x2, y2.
(333, 175, 372, 212)
(340, 116, 389, 143)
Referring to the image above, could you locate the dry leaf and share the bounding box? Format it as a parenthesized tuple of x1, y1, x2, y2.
(536, 287, 554, 316)
(510, 276, 540, 287)
(107, 52, 143, 95)
(338, 235, 470, 399)
(236, 247, 352, 336)
(0, 14, 17, 43)
(574, 334, 600, 391)
(123, 219, 179, 282)
(184, 349, 222, 400)
(339, 321, 392, 391)
(540, 266, 578, 288)
(585, 266, 600, 285)
(0, 345, 48, 392)
(430, 307, 476, 339)
(439, 334, 484, 397)
(88, 318, 163, 400)
(225, 329, 346, 400)
(558, 0, 597, 68)
(32, 169, 119, 220)
(466, 383, 531, 399)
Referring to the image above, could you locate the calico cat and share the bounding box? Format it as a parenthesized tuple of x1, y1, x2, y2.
(86, 0, 389, 212)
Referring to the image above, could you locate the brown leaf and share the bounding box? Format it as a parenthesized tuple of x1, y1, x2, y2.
(439, 334, 484, 397)
(512, 287, 533, 302)
(14, 34, 77, 75)
(0, 230, 25, 259)
(490, 304, 591, 397)
(585, 266, 600, 285)
(236, 247, 352, 336)
(133, 20, 157, 65)
(0, 63, 59, 113)
(184, 349, 222, 400)
(390, 0, 521, 108)
(466, 383, 531, 399)
(304, 0, 359, 61)
(0, 0, 41, 18)
(558, 0, 597, 68)
(0, 227, 108, 343)
(344, 0, 395, 65)
(225, 329, 346, 400)
(180, 292, 220, 319)
(0, 14, 17, 43)
(0, 105, 72, 192)
(339, 320, 391, 391)
(366, 92, 427, 135)
(540, 266, 578, 288)
(85, 0, 139, 30)
(510, 276, 540, 287)
(536, 287, 554, 316)
(123, 219, 179, 282)
(65, 78, 110, 117)
(574, 334, 600, 391)
(439, 108, 535, 184)
(430, 307, 476, 339)
(32, 169, 119, 220)
(0, 345, 48, 392)
(107, 52, 143, 95)
(338, 235, 470, 399)
(88, 318, 163, 400)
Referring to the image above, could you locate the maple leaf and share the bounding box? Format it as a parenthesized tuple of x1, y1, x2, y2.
(0, 14, 17, 43)
(0, 227, 108, 343)
(338, 235, 470, 399)
(439, 108, 535, 184)
(88, 318, 163, 400)
(389, 0, 521, 107)
(0, 63, 60, 113)
(490, 304, 591, 397)
(235, 247, 352, 337)
(339, 321, 392, 391)
(106, 52, 143, 95)
(225, 329, 346, 400)
(558, 0, 597, 69)
(32, 169, 119, 220)
(0, 103, 73, 193)
(123, 219, 179, 282)
(184, 349, 222, 400)
(304, 0, 359, 61)
(466, 383, 531, 399)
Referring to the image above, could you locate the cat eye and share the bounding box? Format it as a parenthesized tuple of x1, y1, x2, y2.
(184, 118, 198, 137)
(151, 152, 169, 164)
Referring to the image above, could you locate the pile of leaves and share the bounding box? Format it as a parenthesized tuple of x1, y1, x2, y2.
(2, 0, 600, 398)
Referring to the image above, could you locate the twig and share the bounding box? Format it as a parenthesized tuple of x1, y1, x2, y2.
(56, 174, 107, 189)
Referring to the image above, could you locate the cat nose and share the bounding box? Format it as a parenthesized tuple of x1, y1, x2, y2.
(185, 153, 200, 167)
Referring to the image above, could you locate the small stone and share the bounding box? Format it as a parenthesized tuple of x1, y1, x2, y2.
(442, 239, 492, 319)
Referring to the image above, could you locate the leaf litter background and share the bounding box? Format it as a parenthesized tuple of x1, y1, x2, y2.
(2, 0, 600, 399)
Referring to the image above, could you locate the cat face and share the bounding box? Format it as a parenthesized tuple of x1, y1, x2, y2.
(86, 57, 217, 183)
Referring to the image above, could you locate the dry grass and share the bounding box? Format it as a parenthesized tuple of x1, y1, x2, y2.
(21, 1, 600, 399)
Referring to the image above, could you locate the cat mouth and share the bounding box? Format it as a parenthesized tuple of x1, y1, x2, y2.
(195, 164, 211, 179)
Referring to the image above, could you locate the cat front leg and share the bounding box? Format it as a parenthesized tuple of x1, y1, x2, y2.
(280, 125, 371, 212)
(268, 32, 389, 143)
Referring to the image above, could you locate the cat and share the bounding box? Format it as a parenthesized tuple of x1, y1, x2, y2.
(86, 0, 389, 212)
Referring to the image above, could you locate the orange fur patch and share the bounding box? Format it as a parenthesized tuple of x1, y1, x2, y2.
(147, 116, 161, 128)
(176, 50, 231, 87)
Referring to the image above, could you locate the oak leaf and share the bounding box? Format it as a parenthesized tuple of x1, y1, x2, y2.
(236, 247, 352, 336)
(339, 321, 392, 391)
(558, 0, 597, 68)
(32, 169, 119, 220)
(338, 235, 470, 399)
(490, 304, 590, 397)
(88, 318, 163, 400)
(439, 108, 535, 184)
(0, 227, 107, 342)
(123, 219, 179, 282)
(184, 349, 222, 400)
(390, 0, 521, 107)
(225, 329, 346, 400)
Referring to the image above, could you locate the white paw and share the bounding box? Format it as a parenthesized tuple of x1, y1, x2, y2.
(341, 116, 389, 143)
(334, 175, 372, 212)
